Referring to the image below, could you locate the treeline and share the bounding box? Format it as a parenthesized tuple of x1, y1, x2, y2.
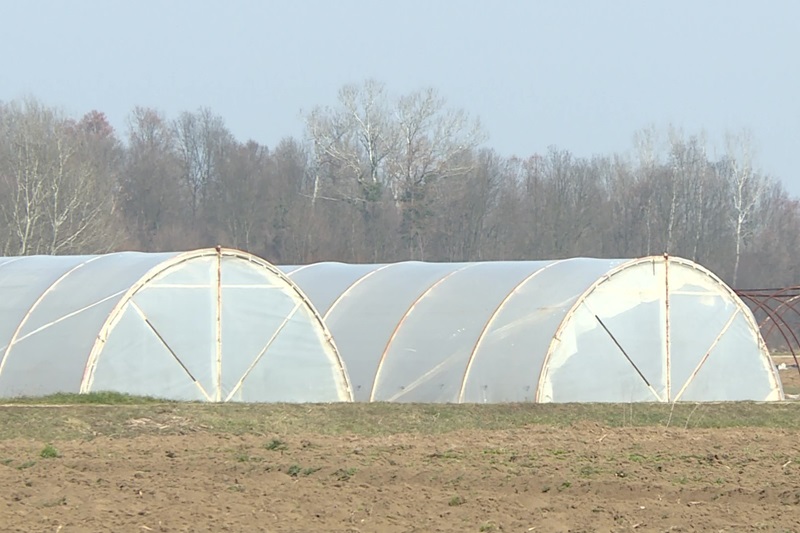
(1, 81, 797, 288)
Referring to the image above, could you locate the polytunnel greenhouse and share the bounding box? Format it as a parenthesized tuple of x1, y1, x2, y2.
(0, 248, 350, 402)
(282, 255, 783, 403)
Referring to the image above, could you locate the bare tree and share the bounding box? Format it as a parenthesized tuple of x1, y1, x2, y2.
(722, 130, 770, 286)
(120, 106, 186, 250)
(210, 140, 271, 252)
(388, 88, 483, 201)
(4, 91, 800, 290)
(0, 99, 119, 255)
(304, 80, 485, 259)
(631, 125, 664, 255)
(305, 79, 394, 205)
(173, 108, 234, 219)
(388, 88, 484, 258)
(737, 183, 800, 287)
(428, 148, 501, 261)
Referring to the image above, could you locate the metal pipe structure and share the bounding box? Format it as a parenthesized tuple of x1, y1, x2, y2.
(736, 287, 800, 378)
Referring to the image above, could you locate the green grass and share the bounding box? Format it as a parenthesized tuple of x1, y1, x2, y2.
(448, 495, 466, 506)
(233, 451, 258, 463)
(332, 467, 357, 481)
(40, 444, 59, 458)
(285, 464, 320, 477)
(579, 465, 601, 477)
(0, 400, 798, 441)
(265, 438, 288, 451)
(3, 391, 169, 405)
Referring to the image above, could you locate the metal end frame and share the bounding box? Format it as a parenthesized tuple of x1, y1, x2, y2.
(673, 259, 782, 400)
(81, 248, 353, 402)
(535, 255, 779, 403)
(215, 246, 223, 402)
(664, 253, 671, 401)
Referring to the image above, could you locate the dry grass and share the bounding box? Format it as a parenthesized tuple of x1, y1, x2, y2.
(0, 393, 799, 442)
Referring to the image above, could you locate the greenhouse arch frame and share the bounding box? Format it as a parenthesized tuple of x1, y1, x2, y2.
(0, 248, 351, 402)
(282, 255, 782, 404)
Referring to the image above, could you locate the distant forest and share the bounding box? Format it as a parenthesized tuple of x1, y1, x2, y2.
(1, 80, 797, 288)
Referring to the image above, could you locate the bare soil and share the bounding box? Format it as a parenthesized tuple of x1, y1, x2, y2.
(1, 405, 799, 532)
(777, 359, 800, 396)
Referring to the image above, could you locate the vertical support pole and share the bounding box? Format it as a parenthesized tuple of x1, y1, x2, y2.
(215, 245, 223, 402)
(664, 252, 671, 402)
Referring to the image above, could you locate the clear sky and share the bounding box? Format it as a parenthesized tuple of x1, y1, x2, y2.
(2, 0, 798, 192)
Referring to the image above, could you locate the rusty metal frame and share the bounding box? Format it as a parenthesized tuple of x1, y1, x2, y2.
(735, 286, 800, 377)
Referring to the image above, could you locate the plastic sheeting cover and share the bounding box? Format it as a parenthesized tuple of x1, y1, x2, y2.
(282, 256, 782, 403)
(0, 249, 350, 402)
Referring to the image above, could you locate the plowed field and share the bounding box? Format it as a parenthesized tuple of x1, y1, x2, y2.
(1, 400, 798, 532)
